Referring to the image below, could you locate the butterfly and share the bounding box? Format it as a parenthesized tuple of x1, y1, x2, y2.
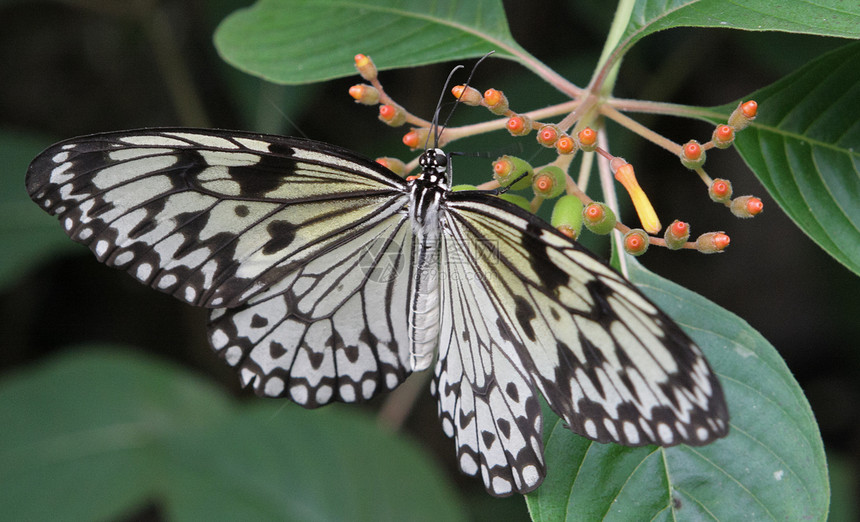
(27, 127, 728, 496)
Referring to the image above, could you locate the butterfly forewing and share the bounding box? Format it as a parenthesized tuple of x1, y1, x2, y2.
(26, 130, 410, 309)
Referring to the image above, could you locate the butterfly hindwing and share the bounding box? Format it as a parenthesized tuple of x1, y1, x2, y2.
(208, 212, 416, 406)
(26, 129, 409, 309)
(434, 225, 546, 496)
(436, 193, 728, 493)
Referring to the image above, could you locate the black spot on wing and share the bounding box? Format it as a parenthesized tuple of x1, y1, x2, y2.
(234, 204, 250, 217)
(513, 295, 536, 342)
(522, 223, 569, 293)
(505, 382, 519, 402)
(270, 341, 286, 359)
(262, 220, 296, 255)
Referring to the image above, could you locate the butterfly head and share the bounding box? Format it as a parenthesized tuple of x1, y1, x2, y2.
(417, 147, 449, 184)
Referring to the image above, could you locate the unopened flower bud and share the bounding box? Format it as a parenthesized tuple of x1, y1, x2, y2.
(452, 85, 482, 106)
(551, 195, 584, 240)
(709, 178, 733, 202)
(354, 53, 377, 81)
(730, 196, 764, 218)
(680, 140, 706, 169)
(483, 88, 509, 114)
(711, 125, 735, 149)
(532, 166, 566, 199)
(582, 202, 616, 235)
(577, 127, 597, 152)
(728, 100, 757, 131)
(492, 156, 533, 191)
(506, 114, 533, 136)
(379, 104, 406, 126)
(349, 84, 379, 105)
(696, 232, 730, 253)
(623, 229, 650, 256)
(375, 157, 406, 176)
(663, 220, 690, 250)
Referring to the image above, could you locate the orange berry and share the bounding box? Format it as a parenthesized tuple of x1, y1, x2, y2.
(505, 115, 532, 136)
(555, 135, 577, 155)
(709, 178, 733, 202)
(741, 100, 758, 118)
(537, 125, 560, 147)
(712, 124, 735, 149)
(623, 229, 649, 256)
(680, 140, 706, 169)
(577, 127, 597, 149)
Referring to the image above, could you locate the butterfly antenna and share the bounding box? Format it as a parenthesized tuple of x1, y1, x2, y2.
(426, 64, 464, 150)
(436, 51, 495, 145)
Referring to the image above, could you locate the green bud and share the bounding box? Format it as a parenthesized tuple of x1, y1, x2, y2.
(492, 155, 533, 191)
(623, 229, 649, 256)
(582, 202, 616, 235)
(551, 195, 584, 240)
(532, 166, 566, 199)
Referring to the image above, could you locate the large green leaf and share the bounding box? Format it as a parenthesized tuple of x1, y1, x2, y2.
(215, 0, 528, 84)
(614, 0, 860, 58)
(0, 349, 465, 522)
(526, 258, 828, 521)
(727, 41, 860, 275)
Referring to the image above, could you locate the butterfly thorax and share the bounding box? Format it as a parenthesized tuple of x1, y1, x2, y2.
(408, 148, 449, 235)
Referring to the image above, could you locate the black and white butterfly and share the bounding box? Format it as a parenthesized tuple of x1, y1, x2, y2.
(27, 127, 728, 496)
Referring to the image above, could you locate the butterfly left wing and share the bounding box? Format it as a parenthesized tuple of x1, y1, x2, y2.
(435, 192, 728, 496)
(27, 128, 419, 405)
(26, 129, 410, 309)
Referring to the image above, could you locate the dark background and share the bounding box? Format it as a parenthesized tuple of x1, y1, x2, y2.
(1, 0, 857, 519)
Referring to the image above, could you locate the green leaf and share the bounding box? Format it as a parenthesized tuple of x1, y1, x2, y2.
(0, 348, 466, 522)
(526, 259, 828, 521)
(0, 131, 83, 289)
(616, 0, 860, 57)
(214, 0, 527, 84)
(727, 41, 860, 276)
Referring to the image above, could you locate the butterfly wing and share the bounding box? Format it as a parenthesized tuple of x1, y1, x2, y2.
(27, 129, 416, 404)
(207, 212, 416, 405)
(436, 192, 728, 495)
(26, 129, 409, 308)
